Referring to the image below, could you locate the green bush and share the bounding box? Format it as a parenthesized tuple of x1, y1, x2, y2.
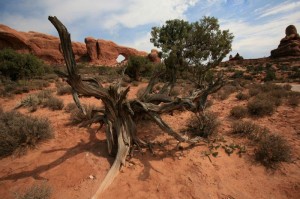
(186, 111, 220, 138)
(255, 134, 291, 168)
(230, 106, 247, 119)
(0, 49, 45, 81)
(125, 55, 154, 81)
(14, 182, 51, 199)
(264, 69, 276, 81)
(0, 109, 53, 157)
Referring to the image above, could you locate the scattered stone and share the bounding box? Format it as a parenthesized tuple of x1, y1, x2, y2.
(89, 175, 95, 180)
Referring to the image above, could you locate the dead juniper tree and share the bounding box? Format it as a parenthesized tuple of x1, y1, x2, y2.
(49, 16, 226, 199)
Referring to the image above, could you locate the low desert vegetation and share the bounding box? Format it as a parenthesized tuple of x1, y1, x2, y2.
(17, 90, 64, 111)
(69, 103, 98, 126)
(0, 108, 53, 158)
(255, 134, 291, 168)
(215, 84, 238, 100)
(125, 55, 156, 81)
(247, 96, 276, 116)
(231, 120, 262, 137)
(230, 105, 247, 119)
(186, 111, 220, 138)
(231, 119, 292, 168)
(14, 182, 51, 199)
(235, 92, 249, 100)
(56, 85, 72, 95)
(287, 93, 299, 107)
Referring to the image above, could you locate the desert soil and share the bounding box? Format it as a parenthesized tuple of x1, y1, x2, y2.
(0, 83, 299, 199)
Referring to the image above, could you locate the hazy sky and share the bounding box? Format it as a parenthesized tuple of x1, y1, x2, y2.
(1, 0, 300, 59)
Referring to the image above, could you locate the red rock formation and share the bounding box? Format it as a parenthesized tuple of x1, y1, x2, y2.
(0, 24, 148, 66)
(0, 24, 87, 63)
(148, 49, 161, 63)
(271, 25, 300, 58)
(84, 37, 147, 65)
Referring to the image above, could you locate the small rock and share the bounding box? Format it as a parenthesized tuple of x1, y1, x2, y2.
(178, 156, 183, 160)
(89, 175, 95, 180)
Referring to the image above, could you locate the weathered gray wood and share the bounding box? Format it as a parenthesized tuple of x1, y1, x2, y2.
(49, 16, 224, 198)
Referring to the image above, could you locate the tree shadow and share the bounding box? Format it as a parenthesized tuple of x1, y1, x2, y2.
(135, 139, 204, 181)
(0, 128, 112, 182)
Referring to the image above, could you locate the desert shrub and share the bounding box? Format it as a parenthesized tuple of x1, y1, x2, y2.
(64, 103, 78, 113)
(243, 74, 253, 80)
(37, 89, 53, 100)
(247, 96, 275, 116)
(264, 69, 276, 82)
(235, 92, 249, 100)
(98, 66, 122, 76)
(287, 94, 299, 107)
(0, 109, 53, 157)
(69, 104, 96, 125)
(231, 70, 244, 79)
(248, 87, 260, 97)
(216, 85, 237, 100)
(56, 85, 72, 95)
(14, 182, 51, 199)
(282, 84, 292, 91)
(230, 106, 247, 119)
(256, 93, 282, 107)
(259, 83, 282, 92)
(289, 66, 300, 79)
(186, 111, 220, 138)
(231, 120, 259, 135)
(0, 49, 45, 81)
(255, 134, 291, 168)
(17, 91, 63, 111)
(43, 97, 64, 110)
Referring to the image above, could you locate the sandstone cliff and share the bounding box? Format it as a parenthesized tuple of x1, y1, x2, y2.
(0, 24, 147, 66)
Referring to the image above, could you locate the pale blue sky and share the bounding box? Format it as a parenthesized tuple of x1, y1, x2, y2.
(1, 0, 300, 59)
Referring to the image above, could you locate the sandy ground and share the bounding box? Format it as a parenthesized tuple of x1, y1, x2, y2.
(0, 83, 299, 199)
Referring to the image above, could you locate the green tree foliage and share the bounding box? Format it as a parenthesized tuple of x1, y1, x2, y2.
(125, 55, 154, 81)
(150, 16, 234, 86)
(0, 48, 45, 80)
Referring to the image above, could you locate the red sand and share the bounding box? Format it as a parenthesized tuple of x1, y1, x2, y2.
(0, 83, 299, 199)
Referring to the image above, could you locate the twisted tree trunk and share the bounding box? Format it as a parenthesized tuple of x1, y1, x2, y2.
(49, 16, 223, 199)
